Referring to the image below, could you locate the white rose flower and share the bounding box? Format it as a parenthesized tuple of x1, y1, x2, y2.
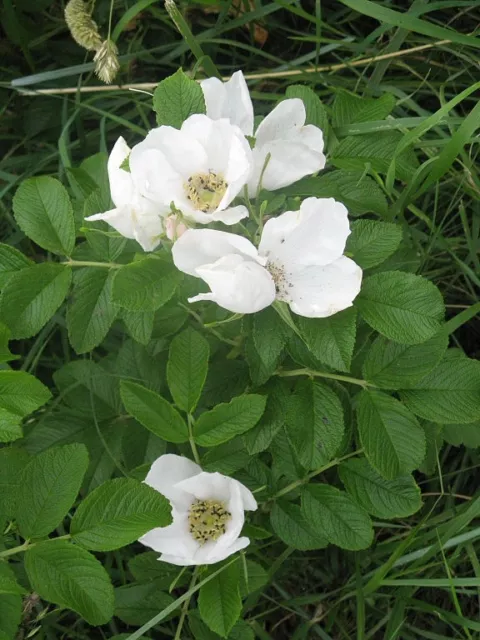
(85, 137, 168, 252)
(128, 114, 253, 226)
(200, 71, 326, 196)
(139, 454, 257, 566)
(172, 197, 362, 318)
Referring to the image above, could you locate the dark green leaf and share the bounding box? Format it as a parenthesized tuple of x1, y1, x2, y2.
(198, 561, 242, 637)
(167, 327, 210, 412)
(346, 220, 402, 269)
(270, 501, 328, 550)
(153, 69, 206, 128)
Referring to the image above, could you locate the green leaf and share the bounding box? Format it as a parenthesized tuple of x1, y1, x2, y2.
(67, 268, 118, 353)
(115, 583, 175, 626)
(401, 351, 480, 424)
(243, 379, 287, 455)
(0, 370, 51, 417)
(24, 540, 114, 626)
(332, 91, 396, 128)
(120, 380, 189, 443)
(346, 220, 402, 269)
(16, 443, 89, 539)
(355, 271, 445, 344)
(71, 477, 171, 551)
(285, 379, 344, 469)
(239, 559, 268, 596)
(363, 333, 448, 389)
(0, 448, 30, 517)
(297, 307, 357, 372)
(443, 422, 480, 448)
(0, 572, 25, 597)
(0, 410, 22, 443)
(13, 176, 75, 256)
(153, 69, 206, 128)
(270, 501, 328, 550)
(195, 394, 267, 447)
(122, 309, 154, 345)
(339, 458, 422, 518)
(83, 189, 127, 262)
(129, 551, 189, 588)
(167, 327, 210, 412)
(331, 131, 419, 182)
(112, 256, 181, 311)
(0, 567, 21, 640)
(0, 263, 72, 339)
(0, 244, 32, 288)
(282, 171, 388, 217)
(285, 85, 328, 131)
(252, 306, 290, 376)
(301, 484, 373, 550)
(0, 324, 18, 363)
(198, 561, 242, 637)
(203, 438, 251, 474)
(357, 390, 426, 479)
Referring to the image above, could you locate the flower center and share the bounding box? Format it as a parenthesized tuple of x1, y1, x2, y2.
(184, 172, 228, 214)
(267, 261, 292, 301)
(188, 499, 231, 544)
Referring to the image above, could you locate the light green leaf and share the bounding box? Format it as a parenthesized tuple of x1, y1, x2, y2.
(16, 443, 89, 538)
(270, 501, 328, 550)
(239, 559, 268, 596)
(195, 394, 267, 447)
(332, 131, 419, 182)
(0, 448, 30, 517)
(297, 307, 357, 372)
(67, 268, 118, 353)
(71, 478, 171, 551)
(346, 220, 402, 269)
(285, 85, 328, 131)
(301, 484, 373, 550)
(167, 327, 210, 412)
(0, 370, 51, 417)
(357, 390, 426, 479)
(120, 380, 189, 443)
(0, 410, 22, 443)
(339, 458, 422, 518)
(0, 243, 32, 288)
(282, 171, 388, 217)
(355, 271, 445, 344)
(112, 256, 181, 311)
(0, 566, 21, 639)
(0, 263, 72, 339)
(122, 309, 154, 345)
(13, 176, 75, 256)
(332, 91, 395, 128)
(285, 379, 344, 469)
(115, 583, 175, 626)
(153, 69, 206, 128)
(401, 351, 480, 424)
(24, 540, 114, 626)
(0, 324, 18, 363)
(363, 333, 448, 389)
(198, 561, 242, 637)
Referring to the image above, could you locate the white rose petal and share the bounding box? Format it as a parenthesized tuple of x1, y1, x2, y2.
(201, 70, 254, 136)
(172, 197, 362, 318)
(129, 114, 253, 226)
(84, 136, 167, 252)
(139, 454, 257, 566)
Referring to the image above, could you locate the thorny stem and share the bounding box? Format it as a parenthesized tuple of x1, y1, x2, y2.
(174, 567, 199, 640)
(188, 414, 201, 465)
(276, 367, 372, 388)
(268, 449, 363, 502)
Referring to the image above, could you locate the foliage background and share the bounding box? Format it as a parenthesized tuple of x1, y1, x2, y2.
(1, 0, 480, 638)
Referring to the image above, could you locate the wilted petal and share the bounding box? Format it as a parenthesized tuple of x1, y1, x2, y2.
(259, 197, 350, 267)
(287, 255, 363, 318)
(172, 228, 260, 276)
(201, 70, 254, 136)
(191, 254, 276, 314)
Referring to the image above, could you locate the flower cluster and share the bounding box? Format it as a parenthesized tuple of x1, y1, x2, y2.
(87, 71, 362, 317)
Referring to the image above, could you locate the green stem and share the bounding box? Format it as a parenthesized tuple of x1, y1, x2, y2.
(269, 449, 363, 501)
(62, 259, 122, 269)
(276, 367, 371, 388)
(188, 414, 201, 465)
(0, 541, 30, 559)
(174, 567, 199, 640)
